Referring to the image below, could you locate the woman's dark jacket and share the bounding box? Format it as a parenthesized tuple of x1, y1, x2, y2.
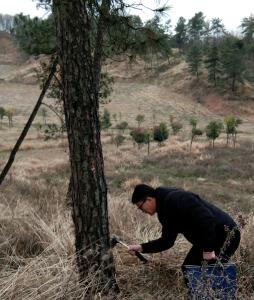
(141, 187, 237, 253)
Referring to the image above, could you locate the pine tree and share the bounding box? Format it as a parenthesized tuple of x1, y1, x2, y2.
(52, 0, 119, 294)
(220, 36, 246, 92)
(241, 15, 254, 61)
(174, 17, 187, 53)
(241, 15, 254, 43)
(12, 14, 56, 55)
(187, 12, 206, 42)
(205, 45, 221, 86)
(206, 120, 224, 148)
(210, 18, 225, 42)
(186, 43, 203, 78)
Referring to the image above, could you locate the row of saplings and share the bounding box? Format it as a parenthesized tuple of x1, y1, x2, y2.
(100, 110, 242, 154)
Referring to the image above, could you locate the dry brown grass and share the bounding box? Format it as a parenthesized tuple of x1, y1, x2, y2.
(0, 176, 253, 299)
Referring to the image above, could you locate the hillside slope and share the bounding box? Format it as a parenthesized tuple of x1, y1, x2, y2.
(0, 33, 254, 125)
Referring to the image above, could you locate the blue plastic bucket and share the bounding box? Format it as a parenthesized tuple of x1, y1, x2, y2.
(183, 263, 237, 299)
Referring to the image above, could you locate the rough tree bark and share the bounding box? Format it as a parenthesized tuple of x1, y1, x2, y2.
(52, 0, 118, 294)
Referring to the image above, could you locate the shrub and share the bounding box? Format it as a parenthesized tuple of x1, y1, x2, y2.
(206, 120, 224, 148)
(100, 109, 111, 130)
(153, 123, 169, 145)
(112, 113, 117, 124)
(171, 121, 183, 135)
(98, 73, 114, 103)
(130, 128, 151, 154)
(224, 116, 242, 147)
(189, 118, 203, 151)
(116, 121, 128, 133)
(135, 114, 145, 127)
(0, 106, 5, 127)
(190, 117, 197, 128)
(40, 107, 48, 125)
(170, 115, 183, 135)
(44, 123, 61, 140)
(113, 134, 125, 148)
(4, 107, 14, 127)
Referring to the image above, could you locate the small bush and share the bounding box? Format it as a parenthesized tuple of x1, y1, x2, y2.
(190, 117, 197, 128)
(0, 106, 5, 127)
(224, 115, 242, 147)
(190, 128, 203, 150)
(170, 115, 183, 135)
(44, 123, 61, 140)
(112, 113, 117, 124)
(206, 120, 224, 148)
(130, 128, 151, 154)
(192, 128, 203, 137)
(40, 107, 48, 125)
(116, 121, 128, 133)
(153, 123, 169, 145)
(171, 121, 183, 135)
(4, 107, 14, 127)
(136, 114, 145, 127)
(113, 134, 125, 148)
(130, 128, 149, 144)
(100, 109, 111, 130)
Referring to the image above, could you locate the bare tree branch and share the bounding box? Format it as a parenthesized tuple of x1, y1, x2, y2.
(0, 57, 58, 185)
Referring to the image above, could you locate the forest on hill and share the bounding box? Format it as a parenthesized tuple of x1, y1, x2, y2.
(1, 9, 254, 94)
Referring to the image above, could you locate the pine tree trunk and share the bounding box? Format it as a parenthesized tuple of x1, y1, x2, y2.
(190, 135, 194, 152)
(233, 133, 237, 148)
(232, 76, 236, 92)
(213, 69, 216, 86)
(53, 0, 118, 294)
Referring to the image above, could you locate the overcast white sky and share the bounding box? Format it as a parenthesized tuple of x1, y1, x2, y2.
(0, 0, 253, 32)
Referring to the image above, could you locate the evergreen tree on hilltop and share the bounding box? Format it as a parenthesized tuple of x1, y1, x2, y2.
(187, 12, 206, 41)
(12, 14, 56, 55)
(241, 15, 254, 61)
(186, 12, 205, 78)
(210, 18, 225, 42)
(204, 18, 225, 86)
(220, 35, 246, 92)
(205, 45, 222, 86)
(142, 15, 172, 64)
(186, 42, 203, 78)
(202, 20, 211, 50)
(174, 17, 187, 53)
(241, 15, 254, 43)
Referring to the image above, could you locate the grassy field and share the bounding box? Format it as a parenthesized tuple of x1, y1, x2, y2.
(0, 70, 254, 299)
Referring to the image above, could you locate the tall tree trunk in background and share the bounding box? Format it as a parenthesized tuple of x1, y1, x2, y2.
(231, 75, 236, 92)
(52, 0, 118, 294)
